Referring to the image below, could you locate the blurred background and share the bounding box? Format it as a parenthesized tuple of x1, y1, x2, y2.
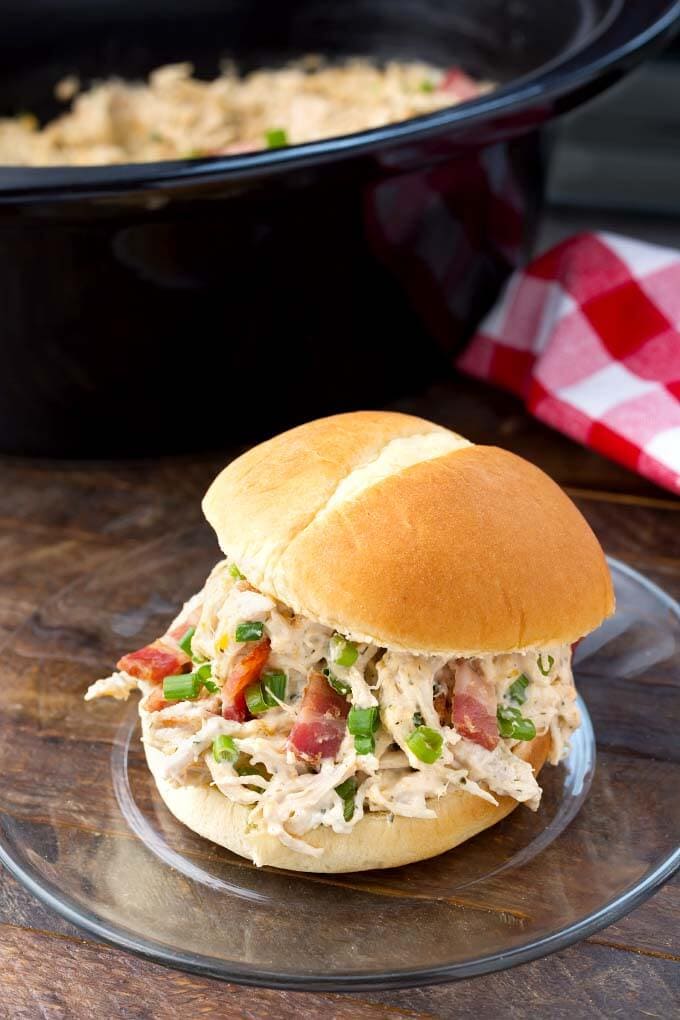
(0, 0, 677, 457)
(543, 35, 680, 248)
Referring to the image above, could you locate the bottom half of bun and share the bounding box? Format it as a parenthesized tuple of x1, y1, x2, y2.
(141, 710, 551, 873)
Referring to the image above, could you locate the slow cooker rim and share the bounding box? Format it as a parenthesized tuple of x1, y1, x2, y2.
(0, 0, 677, 202)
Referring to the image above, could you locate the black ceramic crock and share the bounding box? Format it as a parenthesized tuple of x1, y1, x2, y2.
(0, 0, 678, 455)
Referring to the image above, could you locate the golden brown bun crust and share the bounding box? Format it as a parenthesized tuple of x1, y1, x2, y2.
(203, 412, 614, 654)
(143, 713, 552, 873)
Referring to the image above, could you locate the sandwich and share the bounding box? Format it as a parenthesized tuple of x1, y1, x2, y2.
(86, 411, 614, 872)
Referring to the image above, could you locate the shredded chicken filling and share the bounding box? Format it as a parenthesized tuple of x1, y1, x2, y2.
(86, 560, 581, 860)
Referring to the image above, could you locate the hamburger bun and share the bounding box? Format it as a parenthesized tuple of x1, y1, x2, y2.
(140, 411, 612, 872)
(203, 411, 614, 655)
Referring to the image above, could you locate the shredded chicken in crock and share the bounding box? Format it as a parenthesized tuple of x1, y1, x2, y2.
(0, 59, 492, 167)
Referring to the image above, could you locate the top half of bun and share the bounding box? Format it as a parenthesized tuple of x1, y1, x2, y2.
(203, 411, 614, 656)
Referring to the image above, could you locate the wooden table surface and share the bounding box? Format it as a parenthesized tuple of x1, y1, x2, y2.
(0, 376, 678, 1019)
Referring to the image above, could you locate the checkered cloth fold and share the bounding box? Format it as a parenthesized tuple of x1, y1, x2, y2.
(458, 232, 680, 494)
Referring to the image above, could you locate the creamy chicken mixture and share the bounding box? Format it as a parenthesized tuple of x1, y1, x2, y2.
(0, 60, 491, 167)
(86, 560, 580, 862)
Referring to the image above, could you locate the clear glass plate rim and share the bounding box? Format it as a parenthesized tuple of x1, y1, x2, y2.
(0, 555, 678, 992)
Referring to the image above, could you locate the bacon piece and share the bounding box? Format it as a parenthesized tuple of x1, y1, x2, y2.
(453, 661, 499, 750)
(117, 641, 190, 683)
(433, 688, 448, 726)
(288, 671, 350, 763)
(222, 637, 271, 721)
(439, 67, 480, 101)
(433, 664, 455, 726)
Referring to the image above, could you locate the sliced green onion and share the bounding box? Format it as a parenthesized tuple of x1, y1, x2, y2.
(537, 654, 554, 676)
(497, 705, 521, 737)
(229, 563, 245, 580)
(507, 673, 529, 705)
(204, 679, 219, 694)
(262, 669, 286, 706)
(348, 706, 379, 737)
(235, 762, 267, 777)
(178, 626, 195, 657)
(420, 79, 434, 93)
(406, 726, 443, 764)
(265, 127, 288, 149)
(163, 672, 202, 700)
(335, 777, 357, 822)
(335, 777, 357, 800)
(497, 705, 535, 741)
(245, 682, 269, 716)
(212, 734, 239, 764)
(512, 716, 536, 741)
(195, 663, 213, 682)
(412, 711, 425, 728)
(235, 758, 269, 787)
(329, 634, 358, 668)
(323, 668, 350, 696)
(235, 764, 263, 777)
(354, 734, 375, 756)
(235, 620, 264, 642)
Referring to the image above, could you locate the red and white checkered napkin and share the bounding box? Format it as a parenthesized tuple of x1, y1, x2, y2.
(457, 232, 680, 494)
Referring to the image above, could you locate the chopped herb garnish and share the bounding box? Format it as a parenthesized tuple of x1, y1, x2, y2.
(406, 726, 443, 764)
(235, 620, 264, 642)
(419, 79, 434, 93)
(163, 672, 203, 701)
(244, 671, 286, 714)
(497, 705, 536, 741)
(348, 706, 379, 737)
(178, 626, 195, 657)
(323, 667, 350, 696)
(510, 716, 537, 741)
(244, 682, 269, 716)
(163, 661, 216, 700)
(329, 634, 358, 668)
(497, 705, 520, 736)
(212, 734, 239, 764)
(507, 673, 529, 705)
(261, 669, 286, 706)
(335, 777, 357, 821)
(537, 654, 555, 676)
(412, 711, 425, 728)
(354, 734, 375, 756)
(349, 707, 379, 756)
(235, 760, 268, 779)
(265, 127, 288, 149)
(235, 758, 269, 790)
(229, 563, 245, 580)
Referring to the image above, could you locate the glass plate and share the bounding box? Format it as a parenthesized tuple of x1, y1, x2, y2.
(0, 528, 678, 991)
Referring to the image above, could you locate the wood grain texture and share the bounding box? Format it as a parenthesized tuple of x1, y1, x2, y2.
(366, 942, 680, 1019)
(0, 376, 678, 1018)
(0, 925, 427, 1020)
(1, 919, 678, 1020)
